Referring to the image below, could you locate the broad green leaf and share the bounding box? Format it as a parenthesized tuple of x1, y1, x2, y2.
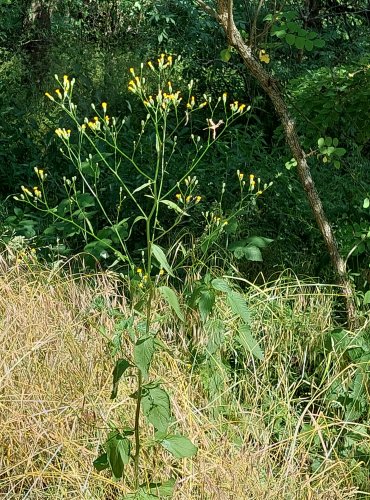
(158, 286, 184, 322)
(307, 31, 318, 39)
(305, 39, 314, 51)
(134, 336, 155, 379)
(243, 245, 263, 261)
(211, 278, 232, 294)
(285, 33, 295, 45)
(227, 291, 250, 324)
(363, 198, 370, 209)
(335, 147, 346, 157)
(142, 384, 171, 432)
(105, 432, 131, 480)
(364, 290, 370, 304)
(295, 36, 305, 49)
(151, 244, 174, 277)
(318, 137, 325, 147)
(313, 38, 325, 48)
(287, 21, 299, 32)
(198, 290, 215, 322)
(148, 479, 176, 497)
(111, 358, 131, 399)
(76, 193, 95, 208)
(220, 47, 231, 62)
(93, 453, 109, 472)
(237, 324, 264, 360)
(246, 236, 273, 248)
(160, 434, 198, 458)
(333, 160, 341, 169)
(332, 137, 339, 147)
(273, 29, 287, 38)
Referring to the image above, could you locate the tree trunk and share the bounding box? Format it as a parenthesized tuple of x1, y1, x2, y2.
(196, 0, 357, 328)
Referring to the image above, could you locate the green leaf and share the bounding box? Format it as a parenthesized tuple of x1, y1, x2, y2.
(287, 21, 299, 32)
(160, 434, 198, 458)
(364, 290, 370, 304)
(158, 286, 184, 322)
(76, 193, 95, 208)
(134, 336, 155, 379)
(333, 160, 341, 169)
(198, 290, 215, 322)
(313, 38, 325, 48)
(111, 358, 131, 399)
(93, 453, 109, 472)
(160, 199, 189, 216)
(237, 324, 264, 360)
(247, 236, 274, 248)
(318, 137, 325, 147)
(305, 39, 314, 51)
(285, 33, 296, 45)
(363, 198, 370, 209)
(105, 432, 131, 480)
(273, 29, 287, 38)
(132, 181, 153, 194)
(243, 245, 263, 261)
(151, 244, 174, 277)
(295, 36, 305, 49)
(211, 278, 232, 294)
(307, 31, 318, 39)
(335, 147, 346, 157)
(332, 137, 339, 147)
(142, 384, 171, 432)
(227, 291, 250, 324)
(220, 47, 231, 62)
(148, 479, 176, 497)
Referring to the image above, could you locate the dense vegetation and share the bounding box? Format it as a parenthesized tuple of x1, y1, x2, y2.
(0, 0, 369, 498)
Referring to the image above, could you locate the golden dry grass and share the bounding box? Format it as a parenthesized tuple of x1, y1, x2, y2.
(0, 261, 364, 499)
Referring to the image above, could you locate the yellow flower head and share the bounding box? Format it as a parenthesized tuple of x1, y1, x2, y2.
(102, 102, 107, 113)
(194, 195, 202, 204)
(176, 193, 182, 201)
(129, 67, 135, 76)
(55, 89, 62, 99)
(45, 92, 54, 101)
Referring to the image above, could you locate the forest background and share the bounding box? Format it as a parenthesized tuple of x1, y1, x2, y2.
(0, 1, 370, 498)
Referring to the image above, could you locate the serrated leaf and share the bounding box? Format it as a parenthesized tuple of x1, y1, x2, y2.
(198, 290, 215, 322)
(211, 278, 232, 293)
(151, 244, 174, 277)
(142, 384, 171, 432)
(134, 336, 155, 379)
(160, 434, 198, 458)
(105, 432, 131, 480)
(158, 285, 184, 322)
(111, 358, 131, 399)
(237, 324, 264, 360)
(227, 291, 250, 324)
(93, 453, 109, 472)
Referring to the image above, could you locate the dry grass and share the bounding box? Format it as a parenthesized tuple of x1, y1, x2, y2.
(0, 261, 365, 499)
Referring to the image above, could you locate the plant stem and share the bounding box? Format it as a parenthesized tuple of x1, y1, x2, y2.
(133, 368, 142, 490)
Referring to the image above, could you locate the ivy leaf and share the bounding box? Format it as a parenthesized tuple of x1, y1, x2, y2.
(160, 434, 198, 459)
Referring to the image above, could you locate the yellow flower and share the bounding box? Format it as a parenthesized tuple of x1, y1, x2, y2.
(176, 193, 182, 201)
(55, 89, 62, 99)
(129, 67, 135, 76)
(33, 186, 42, 198)
(238, 104, 246, 113)
(222, 92, 227, 103)
(102, 102, 107, 113)
(104, 115, 110, 124)
(167, 55, 173, 66)
(194, 195, 202, 204)
(137, 268, 143, 275)
(21, 185, 32, 196)
(45, 92, 54, 101)
(159, 269, 165, 276)
(259, 50, 270, 64)
(148, 61, 154, 70)
(238, 172, 244, 181)
(185, 195, 191, 203)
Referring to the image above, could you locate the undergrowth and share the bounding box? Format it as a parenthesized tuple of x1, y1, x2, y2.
(0, 259, 369, 499)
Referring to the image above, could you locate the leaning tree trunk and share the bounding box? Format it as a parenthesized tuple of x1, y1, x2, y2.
(196, 0, 357, 327)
